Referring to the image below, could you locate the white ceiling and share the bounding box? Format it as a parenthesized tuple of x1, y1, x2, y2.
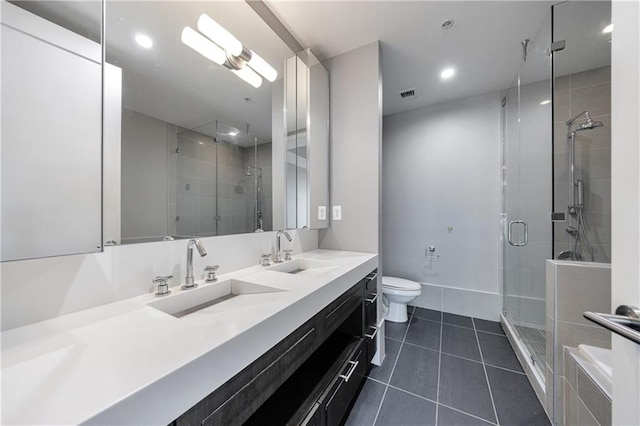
(267, 0, 611, 116)
(14, 1, 612, 132)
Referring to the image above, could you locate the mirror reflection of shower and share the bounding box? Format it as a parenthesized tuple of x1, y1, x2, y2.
(246, 165, 264, 232)
(559, 110, 604, 261)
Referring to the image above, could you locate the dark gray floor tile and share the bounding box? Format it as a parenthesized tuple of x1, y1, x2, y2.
(439, 354, 496, 423)
(473, 318, 505, 335)
(486, 366, 550, 426)
(441, 324, 481, 361)
(389, 343, 439, 400)
(404, 317, 441, 351)
(345, 379, 386, 426)
(412, 306, 442, 322)
(477, 331, 524, 373)
(368, 338, 401, 383)
(437, 405, 494, 425)
(443, 312, 474, 329)
(385, 319, 409, 341)
(375, 387, 436, 426)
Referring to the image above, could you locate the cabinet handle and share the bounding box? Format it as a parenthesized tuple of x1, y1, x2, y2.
(365, 293, 378, 304)
(365, 325, 379, 340)
(339, 360, 359, 383)
(366, 272, 379, 281)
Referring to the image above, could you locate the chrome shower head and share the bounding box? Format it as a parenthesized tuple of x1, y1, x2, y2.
(574, 120, 604, 132)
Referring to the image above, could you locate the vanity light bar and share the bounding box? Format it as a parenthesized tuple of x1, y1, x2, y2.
(182, 14, 278, 88)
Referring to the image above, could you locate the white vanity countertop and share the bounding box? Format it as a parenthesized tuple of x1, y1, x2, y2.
(1, 249, 378, 425)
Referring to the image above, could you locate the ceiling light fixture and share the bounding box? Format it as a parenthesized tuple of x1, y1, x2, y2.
(440, 68, 455, 79)
(602, 24, 614, 34)
(135, 34, 153, 49)
(182, 14, 278, 88)
(540, 99, 551, 105)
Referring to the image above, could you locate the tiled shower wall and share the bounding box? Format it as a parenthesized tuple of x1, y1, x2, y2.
(176, 130, 272, 237)
(553, 66, 611, 263)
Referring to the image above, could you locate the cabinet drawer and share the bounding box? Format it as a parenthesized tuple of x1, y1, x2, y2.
(321, 339, 366, 426)
(323, 283, 362, 336)
(364, 292, 377, 327)
(201, 326, 318, 426)
(364, 324, 378, 365)
(364, 270, 378, 295)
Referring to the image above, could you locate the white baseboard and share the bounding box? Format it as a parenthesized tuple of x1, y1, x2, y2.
(410, 282, 501, 321)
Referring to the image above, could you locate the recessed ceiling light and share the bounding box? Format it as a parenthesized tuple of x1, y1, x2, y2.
(602, 24, 614, 34)
(540, 100, 551, 105)
(135, 34, 153, 49)
(440, 68, 455, 79)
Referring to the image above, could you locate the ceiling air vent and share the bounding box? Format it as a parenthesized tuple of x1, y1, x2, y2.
(400, 89, 416, 99)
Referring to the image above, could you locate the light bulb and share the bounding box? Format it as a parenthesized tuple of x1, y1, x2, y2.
(231, 66, 263, 88)
(247, 50, 278, 82)
(197, 14, 243, 57)
(181, 27, 226, 65)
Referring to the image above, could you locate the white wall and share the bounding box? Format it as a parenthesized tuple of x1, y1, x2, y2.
(319, 41, 382, 254)
(1, 229, 318, 331)
(611, 0, 640, 424)
(382, 92, 501, 320)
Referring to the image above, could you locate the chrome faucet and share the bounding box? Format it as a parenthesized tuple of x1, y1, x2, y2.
(183, 238, 207, 290)
(274, 230, 292, 263)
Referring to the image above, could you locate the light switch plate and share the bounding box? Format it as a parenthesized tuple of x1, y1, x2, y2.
(332, 205, 342, 221)
(318, 206, 327, 220)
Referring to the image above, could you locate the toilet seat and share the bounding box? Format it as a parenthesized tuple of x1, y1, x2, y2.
(382, 276, 421, 291)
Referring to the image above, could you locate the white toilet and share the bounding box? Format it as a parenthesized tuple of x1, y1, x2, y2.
(382, 276, 422, 323)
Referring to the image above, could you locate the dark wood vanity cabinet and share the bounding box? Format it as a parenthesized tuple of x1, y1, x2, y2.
(173, 269, 378, 426)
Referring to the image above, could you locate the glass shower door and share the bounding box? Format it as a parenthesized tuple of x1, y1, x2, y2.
(501, 10, 553, 381)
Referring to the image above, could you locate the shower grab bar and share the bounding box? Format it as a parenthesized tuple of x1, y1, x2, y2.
(508, 220, 528, 246)
(584, 305, 640, 345)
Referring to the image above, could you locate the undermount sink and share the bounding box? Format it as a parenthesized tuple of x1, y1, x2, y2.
(267, 259, 338, 276)
(148, 279, 285, 318)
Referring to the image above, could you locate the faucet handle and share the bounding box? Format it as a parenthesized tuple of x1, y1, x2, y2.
(204, 265, 219, 282)
(153, 275, 173, 297)
(284, 249, 293, 261)
(261, 254, 272, 267)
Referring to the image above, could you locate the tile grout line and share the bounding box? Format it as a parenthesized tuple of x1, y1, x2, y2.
(435, 310, 444, 425)
(438, 402, 499, 426)
(372, 307, 414, 425)
(472, 317, 500, 425)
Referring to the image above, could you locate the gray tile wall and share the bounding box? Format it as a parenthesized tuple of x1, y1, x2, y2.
(545, 260, 611, 423)
(176, 130, 272, 237)
(563, 347, 611, 426)
(554, 66, 611, 263)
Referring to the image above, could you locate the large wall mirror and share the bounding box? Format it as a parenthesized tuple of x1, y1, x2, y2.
(1, 0, 330, 261)
(105, 1, 293, 244)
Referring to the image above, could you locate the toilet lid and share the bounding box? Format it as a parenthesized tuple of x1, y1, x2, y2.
(382, 276, 421, 291)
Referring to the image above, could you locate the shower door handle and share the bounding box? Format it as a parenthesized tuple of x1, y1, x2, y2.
(508, 220, 528, 246)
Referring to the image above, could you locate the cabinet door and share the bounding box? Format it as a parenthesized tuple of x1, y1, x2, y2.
(322, 341, 366, 426)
